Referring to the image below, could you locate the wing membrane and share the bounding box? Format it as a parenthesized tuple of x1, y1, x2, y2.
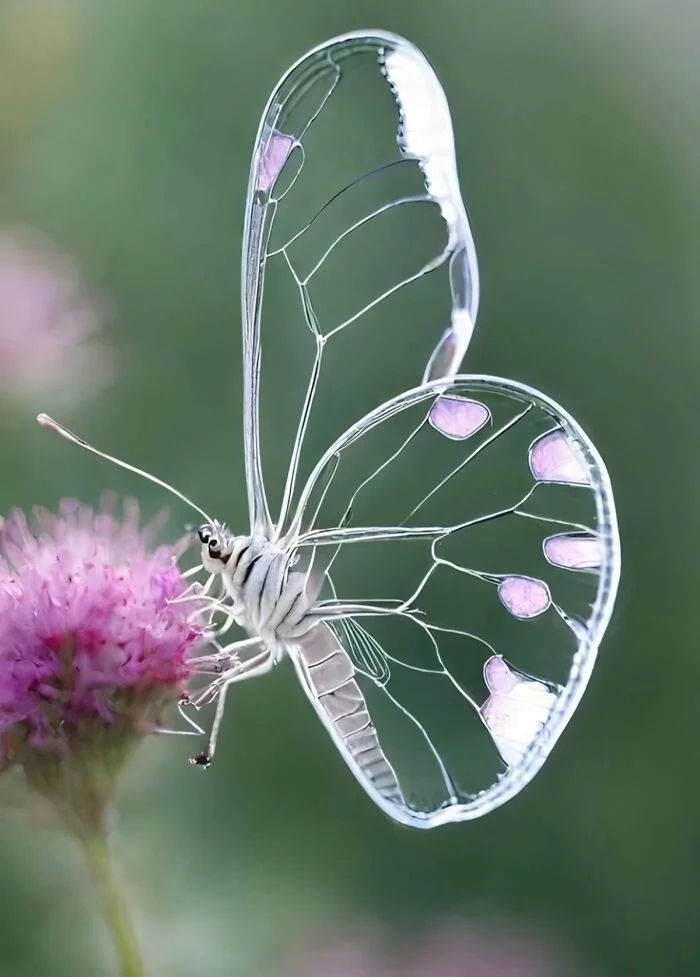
(284, 376, 619, 827)
(241, 31, 478, 536)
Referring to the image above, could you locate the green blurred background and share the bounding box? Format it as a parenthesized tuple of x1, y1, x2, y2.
(1, 0, 699, 974)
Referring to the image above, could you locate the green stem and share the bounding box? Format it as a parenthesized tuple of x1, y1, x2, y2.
(82, 834, 146, 977)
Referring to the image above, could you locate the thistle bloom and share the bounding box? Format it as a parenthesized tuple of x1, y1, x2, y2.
(0, 496, 202, 834)
(0, 229, 111, 404)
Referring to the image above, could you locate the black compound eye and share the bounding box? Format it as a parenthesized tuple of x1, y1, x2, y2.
(198, 523, 212, 544)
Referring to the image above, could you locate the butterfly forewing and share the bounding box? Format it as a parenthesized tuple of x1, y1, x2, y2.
(284, 377, 619, 826)
(241, 31, 478, 536)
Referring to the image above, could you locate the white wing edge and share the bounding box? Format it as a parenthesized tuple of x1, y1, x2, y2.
(284, 374, 620, 827)
(241, 30, 479, 535)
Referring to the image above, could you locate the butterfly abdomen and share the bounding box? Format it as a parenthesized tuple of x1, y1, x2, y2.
(295, 624, 404, 806)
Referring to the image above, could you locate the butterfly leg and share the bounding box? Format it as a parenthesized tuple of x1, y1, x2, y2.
(170, 571, 220, 606)
(189, 646, 273, 767)
(150, 694, 208, 737)
(209, 605, 241, 640)
(185, 591, 246, 638)
(188, 635, 262, 675)
(181, 563, 205, 579)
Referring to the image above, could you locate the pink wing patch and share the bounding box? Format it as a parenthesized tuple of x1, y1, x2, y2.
(529, 431, 590, 485)
(497, 576, 551, 619)
(428, 395, 490, 439)
(256, 130, 297, 194)
(544, 534, 601, 570)
(481, 657, 558, 767)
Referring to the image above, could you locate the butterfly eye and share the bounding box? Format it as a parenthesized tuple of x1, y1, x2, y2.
(198, 523, 224, 559)
(207, 537, 222, 558)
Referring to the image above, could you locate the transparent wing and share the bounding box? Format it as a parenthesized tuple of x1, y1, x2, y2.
(241, 31, 478, 536)
(284, 376, 619, 827)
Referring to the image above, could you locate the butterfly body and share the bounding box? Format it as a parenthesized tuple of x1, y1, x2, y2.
(197, 521, 409, 806)
(197, 523, 322, 648)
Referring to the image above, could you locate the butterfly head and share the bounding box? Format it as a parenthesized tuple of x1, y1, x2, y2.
(197, 521, 234, 571)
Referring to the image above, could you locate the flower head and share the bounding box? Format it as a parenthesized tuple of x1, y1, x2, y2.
(0, 228, 111, 403)
(0, 496, 202, 831)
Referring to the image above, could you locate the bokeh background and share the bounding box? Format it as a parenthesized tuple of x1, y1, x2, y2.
(1, 1, 699, 975)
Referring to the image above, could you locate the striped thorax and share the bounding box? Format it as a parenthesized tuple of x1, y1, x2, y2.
(197, 522, 318, 649)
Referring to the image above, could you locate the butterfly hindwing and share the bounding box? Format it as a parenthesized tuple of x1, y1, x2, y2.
(282, 376, 618, 826)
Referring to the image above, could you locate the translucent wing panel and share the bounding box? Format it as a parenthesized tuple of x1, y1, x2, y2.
(241, 31, 478, 535)
(286, 376, 619, 826)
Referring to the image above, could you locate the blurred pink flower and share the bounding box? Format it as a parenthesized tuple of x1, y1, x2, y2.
(282, 919, 585, 977)
(0, 229, 111, 403)
(0, 496, 203, 830)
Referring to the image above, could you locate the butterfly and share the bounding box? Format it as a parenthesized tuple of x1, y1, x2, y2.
(39, 30, 620, 828)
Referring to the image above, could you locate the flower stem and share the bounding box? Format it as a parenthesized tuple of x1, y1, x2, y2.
(82, 833, 146, 977)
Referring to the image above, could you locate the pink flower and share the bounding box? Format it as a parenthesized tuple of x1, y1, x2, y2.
(0, 229, 111, 403)
(0, 497, 202, 780)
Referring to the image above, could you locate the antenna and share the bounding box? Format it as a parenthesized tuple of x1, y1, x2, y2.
(37, 413, 214, 524)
